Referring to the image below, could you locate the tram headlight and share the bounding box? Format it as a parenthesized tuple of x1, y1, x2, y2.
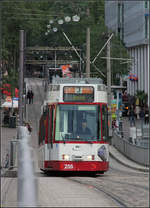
(87, 155, 95, 160)
(62, 154, 70, 160)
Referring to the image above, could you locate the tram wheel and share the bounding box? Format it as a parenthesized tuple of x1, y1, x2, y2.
(99, 171, 104, 174)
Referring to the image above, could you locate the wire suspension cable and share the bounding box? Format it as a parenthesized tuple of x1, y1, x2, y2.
(62, 31, 84, 63)
(92, 33, 114, 64)
(92, 63, 106, 78)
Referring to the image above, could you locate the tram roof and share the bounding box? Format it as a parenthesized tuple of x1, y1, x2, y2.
(52, 77, 103, 85)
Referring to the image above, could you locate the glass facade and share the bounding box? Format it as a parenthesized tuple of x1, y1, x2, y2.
(145, 0, 149, 8)
(145, 15, 149, 38)
(105, 1, 149, 104)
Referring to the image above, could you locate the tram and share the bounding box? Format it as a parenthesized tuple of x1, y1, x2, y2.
(38, 78, 109, 173)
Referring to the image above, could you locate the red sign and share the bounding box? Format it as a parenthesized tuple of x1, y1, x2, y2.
(128, 73, 138, 81)
(15, 88, 19, 97)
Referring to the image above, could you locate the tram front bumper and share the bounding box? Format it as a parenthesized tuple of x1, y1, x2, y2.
(44, 161, 109, 172)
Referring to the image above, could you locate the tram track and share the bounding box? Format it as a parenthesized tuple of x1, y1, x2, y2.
(35, 157, 149, 207)
(66, 177, 128, 207)
(62, 164, 149, 208)
(97, 176, 149, 191)
(67, 174, 149, 207)
(109, 166, 149, 177)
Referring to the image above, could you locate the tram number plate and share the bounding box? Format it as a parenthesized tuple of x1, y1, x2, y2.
(64, 164, 73, 169)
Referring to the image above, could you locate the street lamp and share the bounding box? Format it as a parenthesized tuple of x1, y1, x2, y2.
(46, 14, 80, 34)
(72, 15, 80, 22)
(45, 15, 83, 76)
(64, 16, 71, 22)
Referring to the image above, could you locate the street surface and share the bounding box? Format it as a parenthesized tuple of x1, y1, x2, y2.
(1, 78, 149, 207)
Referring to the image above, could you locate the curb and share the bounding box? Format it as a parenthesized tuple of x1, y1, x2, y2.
(109, 151, 149, 173)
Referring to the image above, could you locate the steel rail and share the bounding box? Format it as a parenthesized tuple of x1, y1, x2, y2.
(67, 177, 128, 208)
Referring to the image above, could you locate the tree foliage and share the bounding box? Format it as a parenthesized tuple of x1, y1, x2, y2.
(135, 90, 148, 107)
(1, 0, 129, 85)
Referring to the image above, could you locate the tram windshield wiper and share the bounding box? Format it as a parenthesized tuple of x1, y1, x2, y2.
(61, 133, 66, 144)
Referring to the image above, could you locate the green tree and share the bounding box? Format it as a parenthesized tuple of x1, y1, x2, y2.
(1, 0, 129, 85)
(135, 90, 148, 107)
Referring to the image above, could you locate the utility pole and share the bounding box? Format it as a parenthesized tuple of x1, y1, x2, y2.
(86, 8, 90, 78)
(18, 30, 24, 126)
(107, 33, 112, 138)
(0, 1, 2, 140)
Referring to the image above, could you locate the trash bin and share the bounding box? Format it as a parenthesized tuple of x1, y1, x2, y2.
(9, 116, 16, 128)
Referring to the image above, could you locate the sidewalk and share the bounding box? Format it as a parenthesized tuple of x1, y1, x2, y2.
(109, 145, 149, 172)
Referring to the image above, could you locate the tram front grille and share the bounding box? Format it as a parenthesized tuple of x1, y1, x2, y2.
(72, 155, 83, 161)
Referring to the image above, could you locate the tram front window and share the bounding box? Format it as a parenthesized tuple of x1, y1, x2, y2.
(55, 104, 99, 141)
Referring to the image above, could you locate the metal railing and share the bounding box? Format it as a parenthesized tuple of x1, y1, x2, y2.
(112, 131, 149, 166)
(115, 120, 149, 148)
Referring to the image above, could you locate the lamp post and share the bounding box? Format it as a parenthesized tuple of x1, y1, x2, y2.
(18, 30, 24, 126)
(86, 8, 90, 78)
(106, 33, 112, 138)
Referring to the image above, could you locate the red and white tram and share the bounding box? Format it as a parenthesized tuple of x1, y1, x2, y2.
(38, 78, 109, 173)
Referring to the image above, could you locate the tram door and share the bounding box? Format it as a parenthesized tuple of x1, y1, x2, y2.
(48, 105, 55, 160)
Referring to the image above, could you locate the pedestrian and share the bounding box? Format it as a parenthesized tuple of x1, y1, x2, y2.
(144, 106, 149, 124)
(27, 90, 31, 104)
(139, 107, 145, 127)
(135, 105, 140, 120)
(3, 110, 10, 125)
(30, 89, 34, 104)
(25, 122, 32, 134)
(128, 105, 136, 126)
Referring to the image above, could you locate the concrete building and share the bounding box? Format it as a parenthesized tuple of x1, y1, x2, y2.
(105, 0, 149, 106)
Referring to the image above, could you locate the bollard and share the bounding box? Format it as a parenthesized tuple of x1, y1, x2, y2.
(9, 140, 18, 169)
(17, 126, 38, 207)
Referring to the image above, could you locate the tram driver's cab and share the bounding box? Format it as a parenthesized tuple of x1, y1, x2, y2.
(55, 104, 99, 141)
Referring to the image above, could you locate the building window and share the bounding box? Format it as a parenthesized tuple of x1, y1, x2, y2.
(145, 16, 149, 38)
(145, 0, 149, 8)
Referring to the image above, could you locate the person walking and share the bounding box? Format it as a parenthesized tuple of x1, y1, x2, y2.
(135, 105, 140, 120)
(145, 106, 149, 124)
(27, 90, 31, 104)
(24, 121, 32, 134)
(30, 89, 34, 104)
(128, 105, 136, 126)
(139, 107, 145, 127)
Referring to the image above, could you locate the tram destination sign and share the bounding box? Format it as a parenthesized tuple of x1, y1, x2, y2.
(63, 86, 94, 102)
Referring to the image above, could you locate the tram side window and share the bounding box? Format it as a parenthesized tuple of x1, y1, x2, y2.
(39, 119, 42, 145)
(39, 117, 45, 144)
(102, 105, 108, 140)
(41, 115, 46, 143)
(48, 106, 54, 144)
(98, 106, 101, 140)
(47, 109, 50, 143)
(55, 106, 68, 141)
(51, 107, 54, 142)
